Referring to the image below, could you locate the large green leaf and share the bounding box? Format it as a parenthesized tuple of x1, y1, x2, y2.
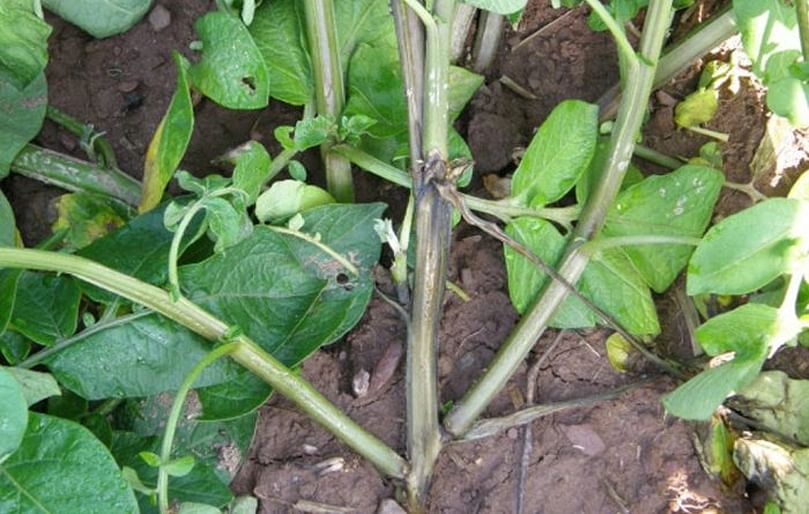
(461, 0, 527, 15)
(0, 1, 51, 90)
(505, 218, 659, 336)
(0, 190, 13, 248)
(662, 303, 797, 420)
(504, 217, 596, 328)
(189, 11, 269, 110)
(735, 371, 809, 446)
(0, 330, 30, 365)
(3, 367, 60, 406)
(197, 368, 271, 421)
(0, 72, 46, 177)
(10, 272, 81, 346)
(181, 203, 385, 365)
(511, 100, 598, 208)
(47, 313, 243, 400)
(687, 198, 809, 295)
(602, 165, 724, 293)
(77, 203, 199, 303)
(112, 431, 234, 512)
(42, 0, 151, 38)
(141, 53, 194, 213)
(575, 138, 644, 204)
(0, 191, 18, 334)
(0, 413, 139, 513)
(0, 366, 27, 461)
(733, 0, 800, 77)
(250, 0, 312, 105)
(335, 0, 393, 64)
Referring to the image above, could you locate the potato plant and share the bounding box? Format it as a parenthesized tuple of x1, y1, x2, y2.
(1, 0, 808, 512)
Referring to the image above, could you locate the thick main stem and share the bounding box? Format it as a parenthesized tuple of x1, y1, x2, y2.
(0, 248, 407, 480)
(302, 0, 353, 202)
(797, 0, 809, 61)
(443, 0, 674, 437)
(11, 144, 141, 207)
(402, 0, 455, 507)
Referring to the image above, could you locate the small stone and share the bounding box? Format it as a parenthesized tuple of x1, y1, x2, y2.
(377, 499, 407, 514)
(460, 267, 474, 287)
(352, 369, 370, 398)
(507, 428, 519, 439)
(148, 5, 171, 32)
(59, 133, 76, 152)
(118, 80, 139, 93)
(302, 444, 318, 455)
(655, 90, 678, 107)
(561, 424, 606, 456)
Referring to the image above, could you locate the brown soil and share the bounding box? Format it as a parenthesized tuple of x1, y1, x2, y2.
(5, 1, 809, 513)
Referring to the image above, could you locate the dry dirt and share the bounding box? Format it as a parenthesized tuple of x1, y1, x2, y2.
(5, 0, 809, 513)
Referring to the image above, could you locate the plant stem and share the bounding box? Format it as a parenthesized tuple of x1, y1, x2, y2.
(723, 180, 767, 203)
(0, 248, 408, 479)
(401, 0, 455, 507)
(46, 106, 119, 169)
(11, 144, 142, 207)
(633, 143, 684, 169)
(580, 234, 702, 255)
(685, 125, 728, 142)
(450, 3, 476, 63)
(332, 144, 580, 226)
(797, 0, 809, 61)
(471, 11, 503, 73)
(302, 0, 353, 202)
(392, 0, 425, 168)
(158, 342, 240, 514)
(443, 0, 674, 437)
(598, 5, 736, 120)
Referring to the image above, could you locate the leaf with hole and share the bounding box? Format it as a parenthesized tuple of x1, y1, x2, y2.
(687, 198, 809, 295)
(189, 11, 269, 110)
(0, 413, 139, 513)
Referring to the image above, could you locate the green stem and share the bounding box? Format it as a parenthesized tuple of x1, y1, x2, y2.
(598, 5, 735, 120)
(265, 225, 359, 276)
(46, 106, 119, 169)
(392, 194, 415, 290)
(332, 144, 580, 226)
(633, 144, 684, 169)
(581, 234, 701, 255)
(723, 180, 767, 203)
(302, 0, 353, 202)
(11, 144, 142, 207)
(443, 0, 674, 437)
(582, 0, 638, 68)
(684, 125, 728, 142)
(797, 0, 809, 61)
(158, 343, 240, 514)
(0, 248, 408, 480)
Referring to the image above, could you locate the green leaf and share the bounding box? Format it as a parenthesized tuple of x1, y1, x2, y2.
(47, 313, 244, 400)
(734, 437, 809, 513)
(197, 368, 271, 421)
(588, 0, 646, 31)
(0, 366, 27, 461)
(582, 248, 660, 336)
(201, 197, 253, 253)
(293, 115, 335, 149)
(165, 455, 196, 478)
(449, 66, 484, 121)
(10, 272, 81, 346)
(343, 42, 407, 139)
(695, 303, 783, 357)
(575, 138, 644, 204)
(674, 88, 719, 128)
(0, 190, 14, 248)
(602, 165, 724, 292)
(735, 371, 809, 446)
(52, 192, 130, 250)
(231, 141, 272, 205)
(3, 367, 60, 406)
(732, 0, 800, 77)
(662, 354, 766, 420)
(511, 100, 598, 208)
(182, 203, 385, 366)
(141, 53, 194, 213)
(42, 0, 151, 38)
(335, 0, 393, 63)
(0, 72, 47, 177)
(255, 180, 335, 223)
(766, 73, 809, 128)
(0, 413, 139, 513)
(0, 330, 30, 364)
(461, 0, 528, 15)
(77, 204, 200, 303)
(189, 11, 269, 110)
(250, 0, 312, 105)
(0, 2, 51, 89)
(505, 218, 597, 328)
(179, 502, 222, 514)
(687, 198, 809, 295)
(138, 450, 161, 467)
